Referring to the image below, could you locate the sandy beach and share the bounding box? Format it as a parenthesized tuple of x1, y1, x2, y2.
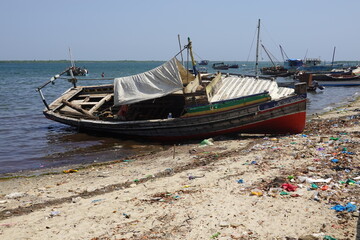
(0, 99, 359, 240)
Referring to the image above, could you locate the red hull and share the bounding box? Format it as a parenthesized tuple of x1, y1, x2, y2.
(149, 111, 306, 141)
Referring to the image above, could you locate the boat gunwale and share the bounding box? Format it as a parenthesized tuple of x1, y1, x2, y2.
(44, 93, 306, 127)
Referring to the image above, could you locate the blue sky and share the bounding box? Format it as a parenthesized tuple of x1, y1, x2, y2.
(1, 0, 359, 61)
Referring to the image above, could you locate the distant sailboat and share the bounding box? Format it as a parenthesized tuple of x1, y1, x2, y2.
(65, 48, 88, 76)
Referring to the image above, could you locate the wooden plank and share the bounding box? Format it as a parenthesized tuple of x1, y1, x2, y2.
(89, 94, 113, 114)
(77, 93, 111, 98)
(61, 99, 97, 119)
(73, 101, 96, 106)
(206, 72, 222, 101)
(52, 88, 83, 111)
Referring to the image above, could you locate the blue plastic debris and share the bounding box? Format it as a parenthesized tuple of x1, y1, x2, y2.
(331, 205, 346, 212)
(331, 159, 339, 163)
(331, 203, 357, 212)
(237, 179, 244, 184)
(345, 203, 357, 212)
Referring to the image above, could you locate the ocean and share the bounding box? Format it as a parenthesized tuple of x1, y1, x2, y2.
(0, 60, 359, 176)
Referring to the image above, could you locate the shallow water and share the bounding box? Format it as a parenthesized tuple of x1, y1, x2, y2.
(0, 61, 359, 176)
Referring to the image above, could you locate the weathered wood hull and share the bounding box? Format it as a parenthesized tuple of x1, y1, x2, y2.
(316, 76, 360, 86)
(44, 94, 306, 141)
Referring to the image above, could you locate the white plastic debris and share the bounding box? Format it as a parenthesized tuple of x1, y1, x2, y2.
(5, 192, 26, 199)
(297, 176, 332, 184)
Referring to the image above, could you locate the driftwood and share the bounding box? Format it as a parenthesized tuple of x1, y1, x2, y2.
(61, 99, 97, 119)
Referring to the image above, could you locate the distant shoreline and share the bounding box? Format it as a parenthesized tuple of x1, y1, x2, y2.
(0, 60, 167, 63)
(0, 60, 359, 63)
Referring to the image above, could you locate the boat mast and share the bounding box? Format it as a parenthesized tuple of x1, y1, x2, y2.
(178, 34, 184, 65)
(331, 46, 336, 67)
(187, 37, 198, 76)
(255, 19, 260, 77)
(69, 47, 75, 68)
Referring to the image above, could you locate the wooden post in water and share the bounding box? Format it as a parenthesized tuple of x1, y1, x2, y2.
(331, 46, 336, 67)
(295, 82, 307, 95)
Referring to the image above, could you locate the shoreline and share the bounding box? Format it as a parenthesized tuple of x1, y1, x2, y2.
(2, 93, 359, 179)
(0, 98, 359, 239)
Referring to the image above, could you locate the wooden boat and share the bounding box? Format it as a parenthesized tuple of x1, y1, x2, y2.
(66, 48, 88, 76)
(283, 47, 343, 75)
(261, 66, 291, 77)
(260, 44, 291, 77)
(199, 60, 209, 65)
(37, 42, 307, 141)
(228, 64, 239, 69)
(297, 57, 343, 74)
(65, 66, 88, 76)
(351, 66, 360, 76)
(299, 65, 360, 86)
(316, 74, 360, 86)
(212, 62, 229, 70)
(284, 58, 303, 74)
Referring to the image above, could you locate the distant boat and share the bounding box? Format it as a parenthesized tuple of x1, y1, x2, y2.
(199, 60, 209, 65)
(311, 68, 352, 81)
(297, 58, 343, 73)
(228, 64, 239, 69)
(66, 48, 88, 76)
(65, 66, 88, 76)
(261, 65, 291, 77)
(189, 66, 207, 74)
(350, 66, 360, 76)
(297, 70, 360, 87)
(260, 44, 290, 77)
(316, 74, 360, 86)
(212, 62, 229, 70)
(284, 59, 304, 73)
(299, 62, 360, 86)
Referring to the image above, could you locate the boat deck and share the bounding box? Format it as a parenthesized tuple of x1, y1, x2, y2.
(50, 85, 114, 119)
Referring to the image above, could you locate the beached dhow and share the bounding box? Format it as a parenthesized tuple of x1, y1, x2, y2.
(37, 40, 307, 141)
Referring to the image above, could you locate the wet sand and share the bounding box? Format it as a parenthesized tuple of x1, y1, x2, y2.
(0, 99, 359, 239)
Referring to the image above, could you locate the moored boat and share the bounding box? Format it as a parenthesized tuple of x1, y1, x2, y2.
(316, 74, 360, 86)
(199, 60, 209, 65)
(212, 62, 229, 70)
(37, 41, 307, 141)
(65, 66, 88, 76)
(297, 58, 343, 73)
(261, 65, 291, 77)
(66, 48, 88, 76)
(300, 66, 360, 86)
(228, 64, 239, 69)
(284, 59, 304, 74)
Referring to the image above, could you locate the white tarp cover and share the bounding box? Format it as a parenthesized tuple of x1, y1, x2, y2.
(209, 75, 294, 103)
(113, 58, 183, 106)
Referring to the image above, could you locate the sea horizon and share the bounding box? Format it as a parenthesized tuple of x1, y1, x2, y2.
(0, 59, 359, 63)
